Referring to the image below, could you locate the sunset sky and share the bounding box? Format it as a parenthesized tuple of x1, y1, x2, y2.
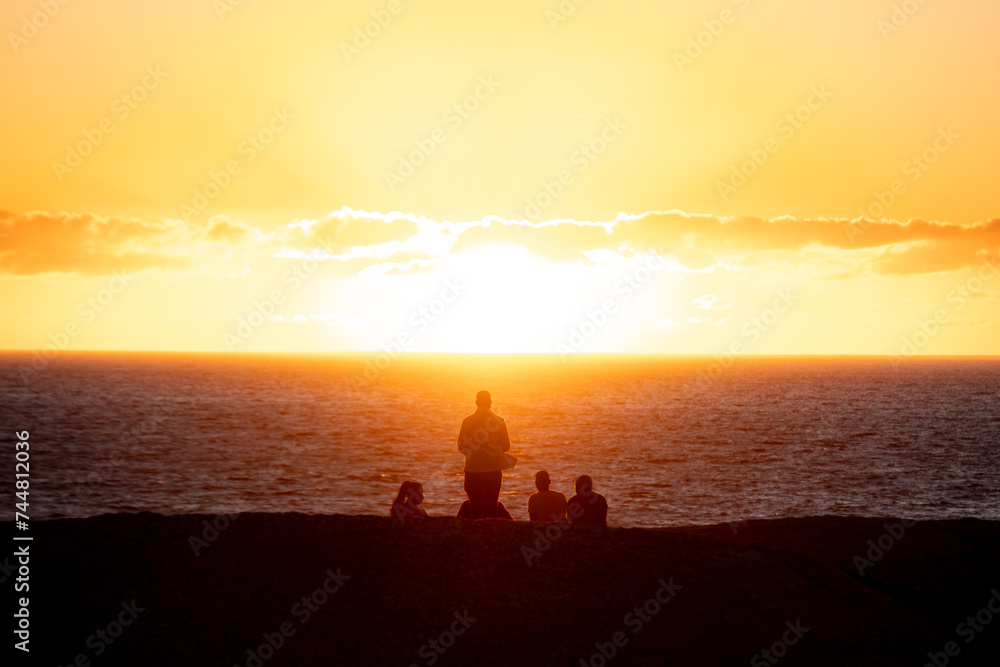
(2, 0, 998, 355)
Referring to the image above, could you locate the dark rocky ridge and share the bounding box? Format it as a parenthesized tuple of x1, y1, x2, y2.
(7, 513, 999, 666)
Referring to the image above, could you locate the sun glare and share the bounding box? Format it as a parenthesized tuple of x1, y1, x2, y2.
(435, 244, 573, 353)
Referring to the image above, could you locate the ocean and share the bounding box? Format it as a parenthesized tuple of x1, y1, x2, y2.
(1, 353, 998, 528)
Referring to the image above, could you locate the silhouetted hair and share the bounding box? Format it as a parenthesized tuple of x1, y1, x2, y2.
(575, 475, 593, 494)
(535, 470, 551, 491)
(475, 390, 492, 407)
(392, 480, 421, 510)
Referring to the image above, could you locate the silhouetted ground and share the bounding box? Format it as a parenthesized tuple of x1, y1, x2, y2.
(6, 513, 1000, 666)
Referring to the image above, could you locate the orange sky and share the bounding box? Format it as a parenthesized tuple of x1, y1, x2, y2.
(2, 0, 999, 355)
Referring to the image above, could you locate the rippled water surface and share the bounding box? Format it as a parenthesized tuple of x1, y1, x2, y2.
(1, 353, 998, 527)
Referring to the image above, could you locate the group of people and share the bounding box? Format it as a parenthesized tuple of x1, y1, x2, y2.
(390, 390, 609, 526)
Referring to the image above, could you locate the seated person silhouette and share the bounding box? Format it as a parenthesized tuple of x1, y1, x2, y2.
(457, 499, 512, 520)
(527, 470, 567, 522)
(390, 480, 428, 520)
(566, 475, 608, 527)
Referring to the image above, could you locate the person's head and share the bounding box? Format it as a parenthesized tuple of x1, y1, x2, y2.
(394, 480, 424, 507)
(409, 482, 424, 504)
(535, 470, 551, 492)
(575, 475, 593, 495)
(475, 390, 492, 408)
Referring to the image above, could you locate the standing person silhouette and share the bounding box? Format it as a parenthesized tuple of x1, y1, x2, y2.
(457, 390, 516, 518)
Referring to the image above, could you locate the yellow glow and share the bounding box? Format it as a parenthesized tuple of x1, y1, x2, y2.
(1, 1, 999, 355)
(431, 244, 570, 354)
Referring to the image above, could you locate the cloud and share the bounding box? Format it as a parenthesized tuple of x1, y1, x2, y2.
(2, 206, 997, 279)
(274, 206, 423, 250)
(446, 212, 1000, 277)
(692, 294, 734, 310)
(201, 216, 256, 243)
(0, 210, 256, 276)
(450, 216, 613, 260)
(358, 257, 443, 276)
